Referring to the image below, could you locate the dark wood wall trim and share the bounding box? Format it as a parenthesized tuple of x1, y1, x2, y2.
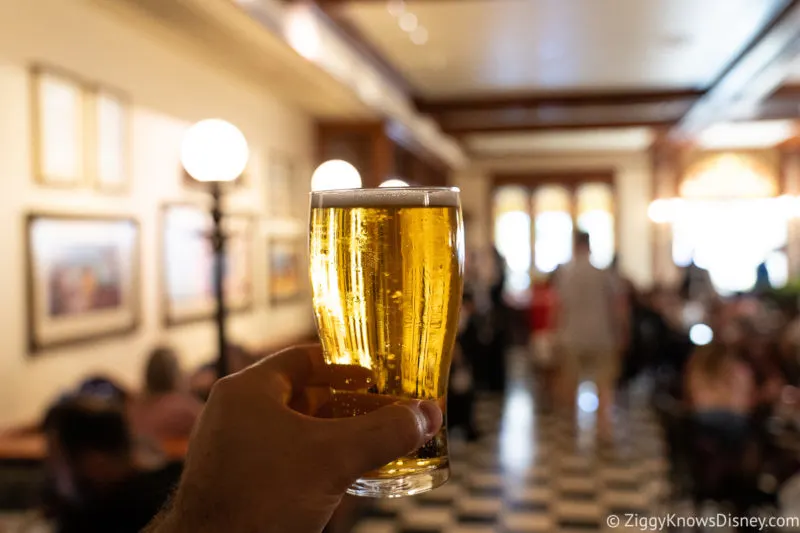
(445, 120, 677, 135)
(416, 89, 704, 114)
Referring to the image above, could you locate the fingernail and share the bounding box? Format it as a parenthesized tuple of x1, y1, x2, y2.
(415, 400, 442, 439)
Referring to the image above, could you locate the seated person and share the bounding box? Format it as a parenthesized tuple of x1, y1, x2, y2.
(685, 343, 755, 435)
(189, 344, 254, 401)
(447, 343, 478, 441)
(128, 347, 202, 442)
(76, 375, 130, 406)
(43, 398, 182, 533)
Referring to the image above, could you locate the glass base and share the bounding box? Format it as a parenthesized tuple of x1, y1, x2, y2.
(346, 465, 450, 498)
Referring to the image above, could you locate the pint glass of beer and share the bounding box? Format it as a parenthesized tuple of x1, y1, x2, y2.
(309, 187, 464, 498)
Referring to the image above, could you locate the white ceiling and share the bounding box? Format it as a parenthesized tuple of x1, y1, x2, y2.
(785, 54, 800, 83)
(341, 0, 787, 97)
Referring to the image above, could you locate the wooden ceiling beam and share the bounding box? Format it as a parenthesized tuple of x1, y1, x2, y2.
(443, 119, 677, 135)
(492, 170, 615, 187)
(294, 0, 471, 3)
(771, 83, 800, 99)
(416, 89, 704, 114)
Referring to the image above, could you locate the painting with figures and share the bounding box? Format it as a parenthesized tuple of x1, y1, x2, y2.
(27, 215, 140, 352)
(269, 237, 304, 304)
(49, 245, 122, 316)
(162, 204, 253, 325)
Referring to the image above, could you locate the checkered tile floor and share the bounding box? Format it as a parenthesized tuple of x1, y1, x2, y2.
(351, 365, 670, 533)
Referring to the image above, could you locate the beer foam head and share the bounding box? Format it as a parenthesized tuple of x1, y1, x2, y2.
(311, 187, 460, 208)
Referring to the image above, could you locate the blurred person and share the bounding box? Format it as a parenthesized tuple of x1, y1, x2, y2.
(528, 276, 559, 411)
(485, 247, 509, 392)
(755, 259, 772, 293)
(679, 257, 716, 305)
(685, 344, 755, 432)
(448, 344, 479, 441)
(447, 291, 481, 440)
(617, 279, 652, 391)
(458, 291, 488, 388)
(779, 309, 800, 385)
(43, 398, 182, 533)
(555, 231, 625, 438)
(683, 344, 767, 514)
(75, 375, 130, 406)
(129, 347, 203, 442)
(145, 345, 442, 533)
(189, 343, 254, 401)
(739, 325, 787, 416)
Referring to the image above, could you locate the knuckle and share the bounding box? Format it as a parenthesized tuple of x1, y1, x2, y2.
(208, 374, 238, 400)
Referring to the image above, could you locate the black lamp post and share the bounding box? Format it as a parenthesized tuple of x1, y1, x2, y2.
(181, 119, 249, 378)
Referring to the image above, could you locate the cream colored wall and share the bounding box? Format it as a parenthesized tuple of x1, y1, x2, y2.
(453, 153, 653, 288)
(0, 0, 315, 425)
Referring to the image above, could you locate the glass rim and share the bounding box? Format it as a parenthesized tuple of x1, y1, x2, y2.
(310, 186, 460, 196)
(310, 186, 461, 208)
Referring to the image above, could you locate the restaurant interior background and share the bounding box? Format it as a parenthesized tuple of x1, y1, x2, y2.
(5, 0, 800, 529)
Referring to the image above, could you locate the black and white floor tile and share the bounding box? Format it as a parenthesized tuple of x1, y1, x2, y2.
(351, 358, 670, 533)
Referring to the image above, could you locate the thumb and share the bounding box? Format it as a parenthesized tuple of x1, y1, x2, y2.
(329, 400, 443, 478)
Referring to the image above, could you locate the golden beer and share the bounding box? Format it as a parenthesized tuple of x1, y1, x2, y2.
(309, 187, 464, 497)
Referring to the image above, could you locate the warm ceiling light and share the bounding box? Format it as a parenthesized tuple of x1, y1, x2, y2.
(284, 7, 321, 61)
(410, 26, 428, 45)
(311, 159, 362, 191)
(387, 0, 405, 17)
(399, 12, 418, 32)
(180, 119, 249, 183)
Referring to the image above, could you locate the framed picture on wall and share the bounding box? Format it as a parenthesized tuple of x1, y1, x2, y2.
(161, 204, 254, 325)
(91, 89, 130, 192)
(31, 67, 86, 187)
(26, 214, 140, 352)
(268, 237, 305, 305)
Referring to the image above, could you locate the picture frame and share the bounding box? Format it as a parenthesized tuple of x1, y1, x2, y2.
(31, 64, 132, 193)
(31, 66, 86, 187)
(26, 213, 140, 353)
(90, 88, 131, 193)
(161, 204, 254, 326)
(268, 236, 305, 305)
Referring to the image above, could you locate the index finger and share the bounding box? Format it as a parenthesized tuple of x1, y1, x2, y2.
(239, 344, 324, 401)
(240, 344, 376, 403)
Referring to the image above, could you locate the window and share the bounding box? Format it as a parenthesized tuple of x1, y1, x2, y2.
(576, 183, 615, 269)
(492, 181, 617, 298)
(493, 187, 531, 297)
(672, 198, 788, 294)
(533, 186, 572, 274)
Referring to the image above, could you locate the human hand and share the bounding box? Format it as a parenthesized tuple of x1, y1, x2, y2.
(148, 345, 442, 533)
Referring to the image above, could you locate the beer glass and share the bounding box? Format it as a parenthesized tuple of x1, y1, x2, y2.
(309, 187, 464, 498)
